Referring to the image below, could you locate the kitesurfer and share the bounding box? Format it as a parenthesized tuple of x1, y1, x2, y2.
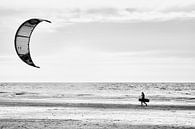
(141, 92, 147, 106)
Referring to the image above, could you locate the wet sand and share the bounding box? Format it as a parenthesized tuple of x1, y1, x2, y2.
(0, 100, 195, 110)
(0, 119, 194, 129)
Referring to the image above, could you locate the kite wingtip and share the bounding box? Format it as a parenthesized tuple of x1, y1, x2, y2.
(45, 20, 52, 23)
(34, 66, 40, 68)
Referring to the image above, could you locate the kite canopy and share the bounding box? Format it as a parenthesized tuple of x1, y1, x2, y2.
(14, 18, 51, 68)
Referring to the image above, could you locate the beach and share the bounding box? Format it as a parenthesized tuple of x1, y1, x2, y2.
(0, 83, 194, 129)
(0, 119, 194, 129)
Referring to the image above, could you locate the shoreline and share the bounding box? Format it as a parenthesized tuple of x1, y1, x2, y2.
(0, 100, 194, 110)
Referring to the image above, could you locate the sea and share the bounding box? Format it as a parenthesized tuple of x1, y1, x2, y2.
(0, 82, 194, 106)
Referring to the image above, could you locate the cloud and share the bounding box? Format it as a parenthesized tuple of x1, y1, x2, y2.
(2, 0, 195, 9)
(1, 1, 195, 30)
(1, 2, 195, 56)
(46, 7, 195, 24)
(164, 4, 195, 12)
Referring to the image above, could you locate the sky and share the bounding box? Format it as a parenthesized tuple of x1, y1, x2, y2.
(0, 0, 195, 82)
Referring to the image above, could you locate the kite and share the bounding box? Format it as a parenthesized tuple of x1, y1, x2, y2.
(14, 18, 51, 68)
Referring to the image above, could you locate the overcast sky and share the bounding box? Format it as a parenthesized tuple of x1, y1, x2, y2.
(0, 0, 195, 82)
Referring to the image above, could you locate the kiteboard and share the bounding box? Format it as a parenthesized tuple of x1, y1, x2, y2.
(139, 98, 150, 102)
